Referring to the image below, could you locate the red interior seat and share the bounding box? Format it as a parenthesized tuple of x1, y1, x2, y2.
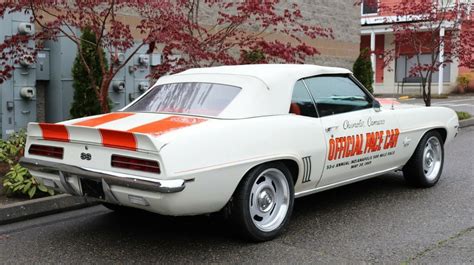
(289, 103, 301, 115)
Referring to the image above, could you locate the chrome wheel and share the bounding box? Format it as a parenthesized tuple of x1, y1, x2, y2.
(249, 168, 290, 232)
(423, 136, 442, 181)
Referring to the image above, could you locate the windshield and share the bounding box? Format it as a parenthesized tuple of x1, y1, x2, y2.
(124, 82, 241, 116)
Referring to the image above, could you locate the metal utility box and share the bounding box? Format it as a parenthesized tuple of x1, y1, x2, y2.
(44, 35, 153, 119)
(44, 32, 77, 123)
(1, 10, 36, 139)
(109, 44, 152, 111)
(150, 53, 162, 67)
(36, 50, 50, 81)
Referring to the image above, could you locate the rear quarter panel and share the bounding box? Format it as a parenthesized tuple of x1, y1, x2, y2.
(157, 114, 327, 211)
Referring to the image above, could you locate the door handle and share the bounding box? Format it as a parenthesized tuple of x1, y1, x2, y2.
(325, 126, 338, 133)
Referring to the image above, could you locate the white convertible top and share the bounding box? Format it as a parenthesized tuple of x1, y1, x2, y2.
(178, 64, 351, 89)
(151, 64, 352, 119)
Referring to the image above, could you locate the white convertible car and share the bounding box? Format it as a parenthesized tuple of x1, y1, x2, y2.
(21, 64, 458, 241)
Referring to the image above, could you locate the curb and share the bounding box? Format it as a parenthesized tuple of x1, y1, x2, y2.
(460, 118, 474, 128)
(0, 194, 99, 225)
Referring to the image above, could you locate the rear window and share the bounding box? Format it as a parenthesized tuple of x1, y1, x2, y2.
(124, 82, 241, 116)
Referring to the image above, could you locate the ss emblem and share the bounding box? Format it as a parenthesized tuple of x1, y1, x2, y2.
(80, 152, 92, 161)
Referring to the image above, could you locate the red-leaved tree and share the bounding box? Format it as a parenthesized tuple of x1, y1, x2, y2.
(380, 0, 473, 106)
(1, 0, 333, 113)
(142, 0, 334, 78)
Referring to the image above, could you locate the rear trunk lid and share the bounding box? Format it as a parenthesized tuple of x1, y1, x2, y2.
(27, 112, 208, 153)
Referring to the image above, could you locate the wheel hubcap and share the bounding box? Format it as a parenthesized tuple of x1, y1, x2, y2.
(257, 189, 274, 213)
(249, 168, 290, 232)
(423, 136, 442, 181)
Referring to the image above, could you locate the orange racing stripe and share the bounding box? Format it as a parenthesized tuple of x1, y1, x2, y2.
(99, 129, 137, 151)
(39, 123, 69, 142)
(129, 116, 206, 136)
(73, 112, 135, 127)
(40, 115, 204, 151)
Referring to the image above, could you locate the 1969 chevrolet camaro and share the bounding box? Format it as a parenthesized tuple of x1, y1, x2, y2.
(20, 64, 459, 241)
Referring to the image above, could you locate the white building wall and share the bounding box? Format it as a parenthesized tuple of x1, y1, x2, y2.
(371, 33, 459, 96)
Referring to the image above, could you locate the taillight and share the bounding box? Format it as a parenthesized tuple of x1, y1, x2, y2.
(111, 155, 160, 174)
(28, 144, 64, 159)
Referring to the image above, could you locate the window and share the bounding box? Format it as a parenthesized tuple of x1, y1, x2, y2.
(362, 0, 378, 15)
(124, 82, 240, 117)
(439, 0, 455, 8)
(304, 76, 372, 117)
(289, 80, 318, 118)
(395, 55, 451, 83)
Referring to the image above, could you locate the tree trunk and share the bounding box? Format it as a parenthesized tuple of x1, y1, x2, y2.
(421, 73, 433, 107)
(426, 72, 433, 107)
(426, 82, 432, 107)
(99, 78, 111, 113)
(422, 78, 428, 106)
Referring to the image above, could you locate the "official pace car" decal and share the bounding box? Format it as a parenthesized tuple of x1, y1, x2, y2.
(325, 128, 400, 171)
(328, 128, 400, 161)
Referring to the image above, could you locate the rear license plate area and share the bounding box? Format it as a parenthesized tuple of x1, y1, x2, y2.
(80, 178, 105, 199)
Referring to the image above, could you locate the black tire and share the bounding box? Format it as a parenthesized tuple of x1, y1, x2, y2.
(230, 162, 295, 242)
(403, 131, 444, 188)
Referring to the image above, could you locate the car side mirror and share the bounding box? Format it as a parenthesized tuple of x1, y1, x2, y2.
(373, 100, 381, 112)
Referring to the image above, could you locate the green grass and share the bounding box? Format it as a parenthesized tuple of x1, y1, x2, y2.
(456, 111, 472, 120)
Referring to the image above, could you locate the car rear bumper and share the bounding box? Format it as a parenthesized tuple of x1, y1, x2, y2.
(19, 157, 186, 195)
(20, 157, 242, 216)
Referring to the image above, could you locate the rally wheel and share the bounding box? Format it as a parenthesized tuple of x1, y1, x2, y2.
(403, 131, 444, 188)
(230, 162, 294, 241)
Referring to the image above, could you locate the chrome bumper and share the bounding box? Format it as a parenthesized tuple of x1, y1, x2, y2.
(20, 157, 186, 194)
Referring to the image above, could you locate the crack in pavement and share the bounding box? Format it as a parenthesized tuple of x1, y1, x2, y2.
(404, 226, 474, 263)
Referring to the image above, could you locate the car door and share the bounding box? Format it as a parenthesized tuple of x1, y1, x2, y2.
(303, 75, 402, 187)
(289, 80, 327, 191)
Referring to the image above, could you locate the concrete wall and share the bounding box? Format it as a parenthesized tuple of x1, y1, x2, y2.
(193, 0, 361, 69)
(291, 0, 361, 69)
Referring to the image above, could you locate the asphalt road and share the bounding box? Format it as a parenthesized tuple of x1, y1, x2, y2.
(1, 127, 473, 264)
(409, 96, 474, 115)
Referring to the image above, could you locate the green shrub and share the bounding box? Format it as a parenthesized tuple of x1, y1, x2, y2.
(70, 27, 108, 118)
(353, 48, 374, 94)
(0, 131, 54, 198)
(456, 111, 471, 121)
(456, 75, 470, 94)
(241, 50, 266, 64)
